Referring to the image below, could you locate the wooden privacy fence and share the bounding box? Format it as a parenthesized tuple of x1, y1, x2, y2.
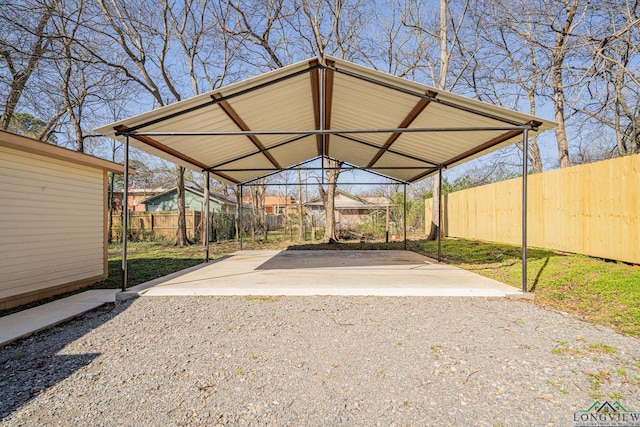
(111, 210, 242, 241)
(425, 154, 640, 264)
(111, 211, 202, 241)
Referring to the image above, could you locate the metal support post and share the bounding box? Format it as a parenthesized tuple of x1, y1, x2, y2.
(121, 136, 130, 291)
(239, 184, 243, 251)
(320, 66, 325, 185)
(522, 129, 529, 292)
(385, 205, 390, 243)
(437, 168, 442, 262)
(403, 183, 407, 250)
(204, 171, 210, 262)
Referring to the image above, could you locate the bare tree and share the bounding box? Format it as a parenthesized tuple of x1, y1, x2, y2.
(0, 0, 57, 130)
(220, 0, 292, 68)
(90, 0, 237, 246)
(402, 0, 476, 241)
(576, 0, 640, 156)
(360, 0, 425, 78)
(516, 0, 588, 168)
(45, 0, 113, 152)
(288, 0, 369, 242)
(470, 0, 544, 173)
(548, 0, 584, 168)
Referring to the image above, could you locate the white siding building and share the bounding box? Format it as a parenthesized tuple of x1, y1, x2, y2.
(0, 130, 126, 309)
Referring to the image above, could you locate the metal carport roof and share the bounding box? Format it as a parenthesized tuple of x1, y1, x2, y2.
(95, 56, 556, 185)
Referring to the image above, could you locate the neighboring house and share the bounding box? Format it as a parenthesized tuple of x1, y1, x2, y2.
(112, 188, 167, 212)
(0, 130, 128, 309)
(110, 187, 242, 242)
(242, 195, 297, 215)
(304, 190, 392, 227)
(142, 186, 237, 213)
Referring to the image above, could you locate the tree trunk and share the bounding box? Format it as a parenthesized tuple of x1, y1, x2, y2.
(0, 3, 55, 130)
(551, 0, 579, 168)
(0, 77, 29, 130)
(553, 64, 571, 168)
(174, 166, 190, 247)
(318, 158, 342, 243)
(527, 92, 543, 173)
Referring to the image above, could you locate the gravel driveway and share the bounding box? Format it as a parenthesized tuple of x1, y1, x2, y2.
(1, 296, 639, 426)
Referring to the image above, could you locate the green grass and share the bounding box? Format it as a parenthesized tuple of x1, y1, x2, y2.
(101, 241, 206, 289)
(3, 237, 639, 339)
(291, 237, 640, 338)
(416, 238, 640, 337)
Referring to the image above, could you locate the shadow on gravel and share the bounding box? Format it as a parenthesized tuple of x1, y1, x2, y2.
(0, 303, 126, 421)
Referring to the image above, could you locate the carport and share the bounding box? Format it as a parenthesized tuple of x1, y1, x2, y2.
(95, 56, 555, 294)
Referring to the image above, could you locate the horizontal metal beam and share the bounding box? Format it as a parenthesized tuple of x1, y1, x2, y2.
(212, 166, 435, 172)
(113, 125, 239, 184)
(121, 126, 533, 137)
(238, 156, 409, 186)
(239, 156, 324, 186)
(207, 135, 309, 170)
(240, 181, 409, 187)
(335, 133, 441, 167)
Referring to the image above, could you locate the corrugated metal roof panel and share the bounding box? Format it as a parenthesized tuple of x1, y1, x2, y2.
(390, 130, 504, 165)
(222, 73, 315, 148)
(329, 135, 382, 167)
(164, 136, 258, 166)
(329, 57, 556, 132)
(375, 168, 426, 182)
(267, 136, 318, 169)
(374, 150, 437, 169)
(330, 72, 418, 148)
(215, 154, 276, 184)
(93, 58, 315, 140)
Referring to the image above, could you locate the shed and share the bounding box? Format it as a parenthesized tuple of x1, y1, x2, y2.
(0, 130, 128, 309)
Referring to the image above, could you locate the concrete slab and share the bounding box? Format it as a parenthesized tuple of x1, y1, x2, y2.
(0, 290, 116, 347)
(122, 250, 525, 298)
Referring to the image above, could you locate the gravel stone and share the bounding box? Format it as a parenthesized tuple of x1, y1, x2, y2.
(1, 296, 639, 426)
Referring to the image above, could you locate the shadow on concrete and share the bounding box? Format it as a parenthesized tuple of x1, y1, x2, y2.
(0, 303, 127, 421)
(285, 239, 557, 267)
(255, 250, 433, 270)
